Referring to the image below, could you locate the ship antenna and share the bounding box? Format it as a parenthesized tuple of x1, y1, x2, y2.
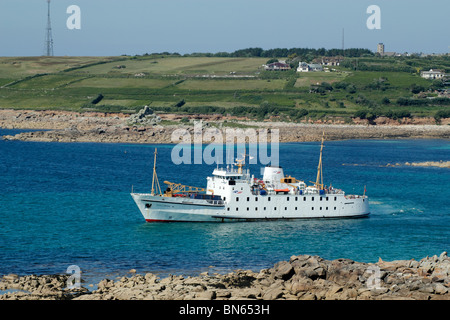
(315, 132, 325, 190)
(151, 148, 162, 196)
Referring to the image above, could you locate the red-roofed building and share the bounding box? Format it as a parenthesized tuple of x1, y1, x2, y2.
(264, 62, 291, 71)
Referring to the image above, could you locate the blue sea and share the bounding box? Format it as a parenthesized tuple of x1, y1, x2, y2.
(0, 128, 449, 286)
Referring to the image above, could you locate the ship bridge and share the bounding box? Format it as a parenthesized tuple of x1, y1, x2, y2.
(212, 167, 244, 178)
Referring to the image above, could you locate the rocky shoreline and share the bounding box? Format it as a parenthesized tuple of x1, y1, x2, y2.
(1, 109, 450, 144)
(1, 253, 448, 300)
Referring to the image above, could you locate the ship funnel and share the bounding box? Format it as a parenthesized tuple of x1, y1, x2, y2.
(263, 166, 284, 183)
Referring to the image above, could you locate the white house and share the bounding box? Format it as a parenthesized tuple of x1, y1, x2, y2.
(297, 62, 309, 72)
(420, 69, 446, 80)
(297, 62, 323, 72)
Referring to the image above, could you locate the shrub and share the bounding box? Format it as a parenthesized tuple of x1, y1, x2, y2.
(354, 109, 368, 119)
(410, 84, 425, 94)
(173, 99, 186, 108)
(91, 94, 104, 105)
(334, 82, 348, 90)
(346, 84, 357, 94)
(434, 110, 450, 122)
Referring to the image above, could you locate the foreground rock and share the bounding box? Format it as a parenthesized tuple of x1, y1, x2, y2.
(1, 253, 449, 300)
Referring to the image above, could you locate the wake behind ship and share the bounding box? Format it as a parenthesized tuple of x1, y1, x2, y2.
(131, 138, 370, 222)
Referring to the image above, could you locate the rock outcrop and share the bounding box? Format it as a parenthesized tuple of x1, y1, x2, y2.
(127, 106, 161, 126)
(1, 109, 450, 144)
(1, 253, 448, 300)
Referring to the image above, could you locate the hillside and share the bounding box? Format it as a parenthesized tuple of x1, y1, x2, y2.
(0, 54, 449, 123)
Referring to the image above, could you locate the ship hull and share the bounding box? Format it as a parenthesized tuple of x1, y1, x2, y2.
(131, 193, 370, 222)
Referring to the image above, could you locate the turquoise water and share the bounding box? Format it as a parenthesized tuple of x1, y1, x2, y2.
(0, 130, 449, 284)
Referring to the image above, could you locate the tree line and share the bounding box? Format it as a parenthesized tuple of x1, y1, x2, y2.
(145, 47, 373, 59)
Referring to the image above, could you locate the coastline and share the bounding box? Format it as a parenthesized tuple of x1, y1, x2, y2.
(1, 252, 448, 300)
(1, 109, 450, 144)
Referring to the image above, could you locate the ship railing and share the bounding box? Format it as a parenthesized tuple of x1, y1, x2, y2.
(345, 195, 365, 199)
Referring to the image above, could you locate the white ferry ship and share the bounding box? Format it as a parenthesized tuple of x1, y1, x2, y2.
(131, 138, 370, 222)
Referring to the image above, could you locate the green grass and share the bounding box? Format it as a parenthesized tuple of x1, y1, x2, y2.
(177, 79, 287, 91)
(0, 56, 120, 79)
(68, 77, 175, 89)
(69, 56, 267, 76)
(344, 71, 429, 88)
(295, 71, 349, 87)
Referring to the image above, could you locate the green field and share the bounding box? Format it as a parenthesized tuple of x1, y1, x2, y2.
(0, 54, 449, 121)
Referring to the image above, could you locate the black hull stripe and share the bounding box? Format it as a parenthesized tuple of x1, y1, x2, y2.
(211, 213, 370, 221)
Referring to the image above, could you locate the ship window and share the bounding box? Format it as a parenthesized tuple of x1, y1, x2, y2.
(227, 208, 230, 211)
(326, 197, 329, 201)
(236, 208, 238, 211)
(255, 197, 258, 201)
(312, 197, 314, 201)
(295, 207, 297, 210)
(320, 197, 322, 201)
(312, 207, 314, 210)
(255, 207, 258, 211)
(285, 207, 287, 210)
(236, 197, 239, 201)
(268, 197, 271, 201)
(247, 207, 249, 211)
(274, 207, 277, 210)
(334, 207, 336, 210)
(264, 207, 266, 210)
(223, 197, 226, 201)
(247, 197, 249, 201)
(303, 197, 306, 201)
(287, 197, 289, 201)
(320, 207, 322, 210)
(326, 207, 328, 210)
(334, 197, 337, 201)
(295, 197, 298, 201)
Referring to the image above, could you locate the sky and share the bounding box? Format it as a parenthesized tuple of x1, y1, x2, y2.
(0, 0, 449, 56)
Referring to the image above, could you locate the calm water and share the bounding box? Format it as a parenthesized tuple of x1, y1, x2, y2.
(0, 129, 449, 285)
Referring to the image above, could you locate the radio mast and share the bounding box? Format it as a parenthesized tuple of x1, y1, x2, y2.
(44, 0, 54, 56)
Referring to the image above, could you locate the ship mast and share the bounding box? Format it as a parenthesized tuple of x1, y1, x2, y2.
(151, 148, 162, 196)
(315, 132, 325, 190)
(235, 146, 246, 174)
